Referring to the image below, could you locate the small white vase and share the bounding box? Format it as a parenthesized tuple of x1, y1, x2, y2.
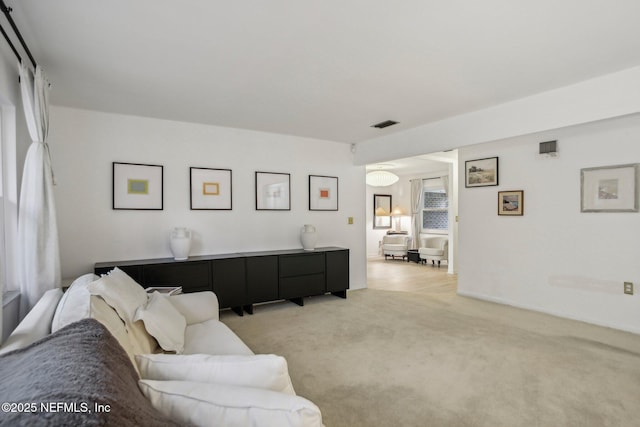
(300, 224, 317, 251)
(170, 227, 191, 260)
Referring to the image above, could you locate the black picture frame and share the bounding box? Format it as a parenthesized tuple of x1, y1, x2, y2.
(465, 157, 499, 188)
(190, 167, 233, 210)
(309, 175, 338, 211)
(113, 162, 163, 210)
(255, 171, 291, 210)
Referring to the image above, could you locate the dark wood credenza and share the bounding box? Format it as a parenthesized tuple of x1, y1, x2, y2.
(94, 247, 349, 316)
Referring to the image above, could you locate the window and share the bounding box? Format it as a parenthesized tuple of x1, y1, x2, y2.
(422, 177, 448, 234)
(0, 110, 5, 293)
(0, 103, 18, 295)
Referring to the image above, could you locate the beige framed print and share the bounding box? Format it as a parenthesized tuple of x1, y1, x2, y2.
(113, 162, 163, 210)
(190, 167, 232, 210)
(498, 190, 524, 216)
(255, 171, 291, 210)
(581, 163, 639, 212)
(309, 175, 338, 211)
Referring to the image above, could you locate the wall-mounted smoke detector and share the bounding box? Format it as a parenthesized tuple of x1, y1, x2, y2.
(371, 120, 399, 129)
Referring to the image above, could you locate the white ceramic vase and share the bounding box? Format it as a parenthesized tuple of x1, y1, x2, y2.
(300, 224, 317, 251)
(170, 227, 191, 260)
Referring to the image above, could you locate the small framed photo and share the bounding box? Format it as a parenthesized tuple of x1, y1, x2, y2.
(581, 164, 639, 212)
(113, 162, 163, 210)
(498, 190, 524, 216)
(309, 175, 338, 211)
(190, 167, 232, 210)
(465, 157, 499, 187)
(255, 171, 291, 210)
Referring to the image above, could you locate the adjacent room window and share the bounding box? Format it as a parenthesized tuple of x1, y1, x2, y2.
(422, 177, 448, 234)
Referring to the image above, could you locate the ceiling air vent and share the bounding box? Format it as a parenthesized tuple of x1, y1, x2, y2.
(371, 120, 399, 129)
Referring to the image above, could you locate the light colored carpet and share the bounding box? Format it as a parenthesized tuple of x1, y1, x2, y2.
(221, 289, 640, 427)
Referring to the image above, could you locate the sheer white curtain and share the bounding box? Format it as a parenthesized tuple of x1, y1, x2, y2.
(410, 179, 422, 249)
(441, 175, 449, 198)
(17, 62, 61, 317)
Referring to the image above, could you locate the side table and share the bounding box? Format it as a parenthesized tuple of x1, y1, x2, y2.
(145, 286, 183, 296)
(407, 249, 421, 264)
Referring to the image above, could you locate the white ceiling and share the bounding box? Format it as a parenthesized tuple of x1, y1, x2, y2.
(6, 0, 640, 143)
(366, 151, 457, 176)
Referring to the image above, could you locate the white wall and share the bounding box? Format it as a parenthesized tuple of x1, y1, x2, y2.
(457, 114, 640, 334)
(49, 107, 367, 290)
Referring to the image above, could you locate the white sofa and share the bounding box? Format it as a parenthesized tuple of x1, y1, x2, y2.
(0, 268, 323, 427)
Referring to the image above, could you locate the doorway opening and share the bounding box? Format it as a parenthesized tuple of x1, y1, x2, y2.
(365, 150, 458, 296)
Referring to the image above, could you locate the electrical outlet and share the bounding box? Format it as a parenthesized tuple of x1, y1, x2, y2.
(624, 282, 633, 295)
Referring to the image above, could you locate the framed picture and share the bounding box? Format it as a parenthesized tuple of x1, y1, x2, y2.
(373, 194, 392, 229)
(498, 190, 524, 216)
(309, 175, 338, 211)
(113, 162, 163, 210)
(465, 157, 499, 187)
(190, 167, 232, 210)
(255, 171, 291, 210)
(581, 163, 639, 212)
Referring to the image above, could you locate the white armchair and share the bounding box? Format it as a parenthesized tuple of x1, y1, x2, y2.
(418, 237, 449, 267)
(382, 235, 411, 261)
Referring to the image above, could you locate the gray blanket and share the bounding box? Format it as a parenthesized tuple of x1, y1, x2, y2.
(0, 318, 180, 427)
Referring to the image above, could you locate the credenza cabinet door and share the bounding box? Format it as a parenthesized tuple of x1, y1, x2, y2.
(211, 258, 246, 309)
(246, 256, 279, 304)
(326, 250, 349, 293)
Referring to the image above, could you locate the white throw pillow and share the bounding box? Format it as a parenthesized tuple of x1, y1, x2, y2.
(51, 273, 99, 332)
(88, 267, 148, 323)
(135, 292, 186, 354)
(138, 380, 323, 427)
(135, 353, 296, 395)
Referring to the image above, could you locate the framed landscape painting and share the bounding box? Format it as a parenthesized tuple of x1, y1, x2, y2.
(113, 162, 163, 210)
(465, 157, 499, 188)
(581, 163, 638, 212)
(498, 190, 524, 216)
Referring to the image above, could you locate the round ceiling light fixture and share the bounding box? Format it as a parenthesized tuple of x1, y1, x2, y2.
(366, 170, 399, 187)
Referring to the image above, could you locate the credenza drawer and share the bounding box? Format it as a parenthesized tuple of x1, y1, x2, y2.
(143, 261, 210, 292)
(279, 274, 325, 299)
(279, 253, 324, 277)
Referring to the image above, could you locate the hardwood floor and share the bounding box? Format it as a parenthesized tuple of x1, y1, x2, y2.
(367, 256, 457, 297)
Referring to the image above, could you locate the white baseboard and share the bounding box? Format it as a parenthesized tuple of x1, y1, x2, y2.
(456, 289, 640, 336)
